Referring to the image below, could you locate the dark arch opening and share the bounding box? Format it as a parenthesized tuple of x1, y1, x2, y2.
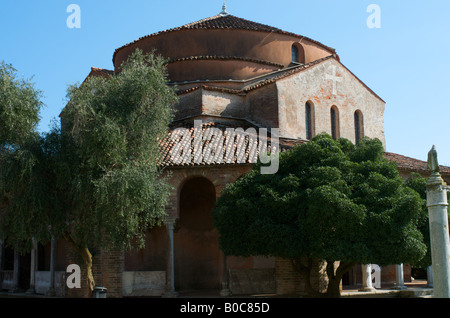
(305, 101, 315, 140)
(291, 43, 305, 64)
(175, 177, 220, 291)
(354, 110, 364, 144)
(330, 106, 340, 140)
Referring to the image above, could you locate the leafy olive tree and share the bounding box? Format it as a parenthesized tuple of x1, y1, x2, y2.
(212, 134, 427, 297)
(0, 61, 43, 150)
(0, 61, 46, 250)
(0, 50, 178, 294)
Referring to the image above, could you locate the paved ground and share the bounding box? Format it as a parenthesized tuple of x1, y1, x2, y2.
(0, 280, 434, 298)
(341, 279, 433, 298)
(176, 280, 434, 298)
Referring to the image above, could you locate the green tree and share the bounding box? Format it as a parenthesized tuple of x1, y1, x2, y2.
(405, 172, 450, 271)
(212, 133, 427, 297)
(0, 50, 178, 294)
(0, 61, 43, 150)
(0, 61, 46, 250)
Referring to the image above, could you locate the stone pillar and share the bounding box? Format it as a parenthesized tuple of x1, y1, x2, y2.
(10, 249, 20, 293)
(162, 220, 178, 298)
(220, 253, 231, 297)
(359, 264, 375, 292)
(393, 264, 406, 290)
(26, 239, 37, 294)
(47, 236, 57, 296)
(426, 147, 450, 298)
(427, 266, 434, 288)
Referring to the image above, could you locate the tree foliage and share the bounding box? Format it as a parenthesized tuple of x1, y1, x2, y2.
(59, 49, 177, 253)
(0, 61, 45, 249)
(0, 50, 178, 293)
(0, 61, 43, 150)
(404, 172, 450, 269)
(212, 133, 427, 297)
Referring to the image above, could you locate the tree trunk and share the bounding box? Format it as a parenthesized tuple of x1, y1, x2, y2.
(292, 257, 324, 298)
(292, 258, 357, 298)
(325, 261, 357, 298)
(326, 276, 343, 298)
(64, 233, 95, 295)
(79, 246, 95, 293)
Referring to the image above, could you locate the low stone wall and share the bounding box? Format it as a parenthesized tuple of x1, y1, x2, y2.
(122, 271, 166, 297)
(229, 268, 276, 295)
(0, 271, 13, 290)
(35, 271, 66, 296)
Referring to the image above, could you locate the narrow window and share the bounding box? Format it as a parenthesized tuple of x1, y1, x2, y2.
(292, 45, 299, 63)
(330, 106, 340, 140)
(305, 101, 314, 140)
(354, 110, 364, 144)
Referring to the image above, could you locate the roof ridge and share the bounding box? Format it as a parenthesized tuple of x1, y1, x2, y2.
(181, 14, 224, 28)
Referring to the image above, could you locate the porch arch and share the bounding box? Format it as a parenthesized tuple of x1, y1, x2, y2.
(174, 176, 221, 291)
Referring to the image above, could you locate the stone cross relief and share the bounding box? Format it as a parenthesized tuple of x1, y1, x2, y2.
(325, 65, 343, 96)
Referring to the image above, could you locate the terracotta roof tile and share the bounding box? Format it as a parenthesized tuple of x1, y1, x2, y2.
(157, 122, 290, 167)
(158, 129, 450, 175)
(176, 55, 334, 95)
(90, 67, 115, 77)
(384, 152, 450, 174)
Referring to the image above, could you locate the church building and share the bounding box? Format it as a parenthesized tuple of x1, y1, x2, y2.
(1, 7, 449, 298)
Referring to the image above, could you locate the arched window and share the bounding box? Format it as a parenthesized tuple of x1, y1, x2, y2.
(291, 43, 305, 64)
(354, 110, 364, 144)
(292, 45, 299, 63)
(305, 101, 315, 140)
(330, 106, 340, 140)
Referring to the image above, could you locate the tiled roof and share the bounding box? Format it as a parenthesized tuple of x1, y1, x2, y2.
(158, 122, 291, 167)
(90, 67, 115, 77)
(385, 152, 450, 174)
(113, 14, 336, 62)
(158, 127, 450, 174)
(176, 55, 334, 95)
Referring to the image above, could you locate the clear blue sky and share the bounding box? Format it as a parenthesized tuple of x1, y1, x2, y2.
(1, 0, 449, 165)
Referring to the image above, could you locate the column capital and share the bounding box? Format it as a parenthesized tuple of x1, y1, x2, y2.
(164, 218, 178, 229)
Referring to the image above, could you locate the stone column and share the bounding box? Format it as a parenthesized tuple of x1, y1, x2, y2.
(9, 249, 20, 293)
(427, 266, 433, 288)
(393, 264, 406, 290)
(47, 236, 57, 296)
(26, 239, 37, 294)
(220, 253, 231, 297)
(162, 220, 178, 298)
(426, 146, 450, 298)
(359, 264, 375, 292)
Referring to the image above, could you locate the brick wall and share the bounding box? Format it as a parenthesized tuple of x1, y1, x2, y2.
(275, 257, 333, 297)
(65, 242, 124, 298)
(64, 164, 253, 298)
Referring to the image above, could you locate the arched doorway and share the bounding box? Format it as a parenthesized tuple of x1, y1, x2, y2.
(174, 177, 221, 291)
